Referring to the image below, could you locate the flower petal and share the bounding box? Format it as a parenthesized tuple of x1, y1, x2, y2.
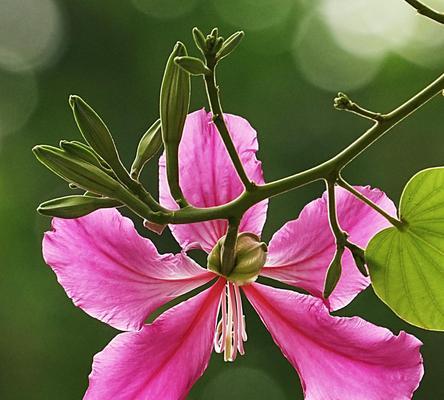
(243, 283, 423, 400)
(159, 109, 268, 252)
(43, 208, 214, 331)
(261, 186, 396, 310)
(84, 279, 225, 400)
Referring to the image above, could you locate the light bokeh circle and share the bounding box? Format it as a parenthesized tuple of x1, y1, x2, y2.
(293, 14, 383, 92)
(0, 59, 38, 140)
(0, 0, 65, 72)
(132, 0, 200, 19)
(211, 0, 294, 31)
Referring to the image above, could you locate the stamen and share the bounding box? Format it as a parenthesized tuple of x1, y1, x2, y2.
(234, 284, 246, 354)
(214, 281, 248, 362)
(214, 284, 227, 353)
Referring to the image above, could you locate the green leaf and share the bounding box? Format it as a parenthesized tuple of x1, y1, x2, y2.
(130, 119, 163, 179)
(38, 195, 121, 218)
(367, 167, 444, 330)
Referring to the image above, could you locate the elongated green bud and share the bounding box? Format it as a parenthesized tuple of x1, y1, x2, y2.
(69, 95, 128, 180)
(216, 31, 244, 61)
(59, 140, 104, 169)
(347, 243, 368, 277)
(160, 42, 190, 206)
(38, 195, 121, 218)
(192, 27, 207, 54)
(323, 248, 344, 299)
(174, 56, 211, 76)
(33, 145, 122, 198)
(208, 233, 268, 285)
(130, 119, 163, 179)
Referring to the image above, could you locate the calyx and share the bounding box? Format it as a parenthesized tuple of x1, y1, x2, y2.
(207, 232, 267, 285)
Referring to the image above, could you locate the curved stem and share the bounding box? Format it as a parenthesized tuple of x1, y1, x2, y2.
(404, 0, 444, 24)
(134, 71, 444, 225)
(337, 176, 405, 229)
(204, 57, 255, 191)
(326, 179, 347, 245)
(221, 217, 241, 276)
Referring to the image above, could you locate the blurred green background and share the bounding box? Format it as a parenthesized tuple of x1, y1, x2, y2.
(1, 0, 444, 398)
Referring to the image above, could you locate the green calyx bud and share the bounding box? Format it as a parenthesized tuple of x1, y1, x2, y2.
(333, 92, 352, 110)
(130, 119, 163, 180)
(38, 195, 121, 219)
(323, 247, 344, 299)
(33, 145, 122, 198)
(192, 27, 207, 55)
(160, 41, 190, 206)
(207, 233, 268, 285)
(69, 96, 126, 176)
(216, 31, 244, 61)
(174, 56, 211, 76)
(347, 242, 368, 277)
(59, 140, 107, 170)
(160, 41, 190, 146)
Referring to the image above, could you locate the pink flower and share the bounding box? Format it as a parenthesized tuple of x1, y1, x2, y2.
(43, 109, 423, 399)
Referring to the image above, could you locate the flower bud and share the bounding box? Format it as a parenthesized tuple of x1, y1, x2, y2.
(130, 119, 163, 179)
(69, 95, 125, 175)
(33, 145, 122, 198)
(174, 56, 211, 76)
(347, 242, 368, 277)
(192, 27, 207, 55)
(208, 233, 267, 285)
(59, 140, 105, 170)
(216, 31, 244, 61)
(160, 41, 190, 206)
(323, 247, 344, 299)
(38, 195, 121, 219)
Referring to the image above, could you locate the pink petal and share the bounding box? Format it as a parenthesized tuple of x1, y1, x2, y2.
(262, 186, 396, 310)
(84, 279, 225, 400)
(159, 109, 268, 252)
(43, 208, 214, 331)
(243, 283, 423, 400)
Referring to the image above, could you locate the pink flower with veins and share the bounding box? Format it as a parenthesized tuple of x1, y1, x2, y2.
(43, 109, 423, 399)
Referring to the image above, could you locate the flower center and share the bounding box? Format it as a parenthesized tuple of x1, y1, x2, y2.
(207, 232, 267, 285)
(214, 281, 247, 362)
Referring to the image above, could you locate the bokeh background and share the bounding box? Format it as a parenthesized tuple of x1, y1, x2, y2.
(1, 0, 444, 398)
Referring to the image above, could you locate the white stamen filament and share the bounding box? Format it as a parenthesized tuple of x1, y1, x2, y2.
(214, 282, 248, 362)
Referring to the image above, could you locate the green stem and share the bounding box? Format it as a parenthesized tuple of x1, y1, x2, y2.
(337, 177, 405, 229)
(326, 179, 347, 245)
(133, 71, 444, 226)
(257, 70, 444, 198)
(221, 218, 240, 276)
(204, 57, 255, 191)
(404, 0, 444, 24)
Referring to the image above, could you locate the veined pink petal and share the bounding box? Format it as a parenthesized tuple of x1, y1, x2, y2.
(243, 283, 423, 400)
(262, 186, 396, 310)
(159, 109, 268, 252)
(84, 279, 225, 400)
(43, 208, 214, 331)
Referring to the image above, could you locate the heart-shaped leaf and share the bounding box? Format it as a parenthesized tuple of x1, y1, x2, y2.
(367, 167, 444, 331)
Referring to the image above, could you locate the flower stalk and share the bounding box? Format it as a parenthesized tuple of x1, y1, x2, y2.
(404, 0, 444, 24)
